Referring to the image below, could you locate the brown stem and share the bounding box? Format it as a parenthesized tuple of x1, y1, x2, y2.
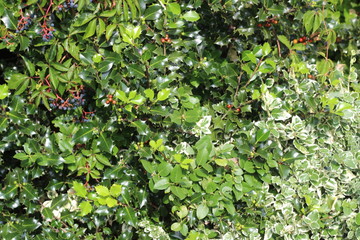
(234, 71, 244, 100)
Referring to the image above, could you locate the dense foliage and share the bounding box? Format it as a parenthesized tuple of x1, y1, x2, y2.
(0, 0, 359, 239)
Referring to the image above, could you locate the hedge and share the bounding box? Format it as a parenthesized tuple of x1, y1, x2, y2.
(0, 0, 359, 239)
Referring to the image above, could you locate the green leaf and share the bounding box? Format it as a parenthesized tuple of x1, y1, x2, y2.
(110, 184, 122, 197)
(168, 3, 181, 15)
(313, 12, 323, 34)
(83, 19, 97, 39)
(184, 109, 200, 123)
(244, 161, 255, 173)
(100, 9, 117, 17)
(183, 11, 200, 22)
(303, 11, 315, 34)
(256, 128, 270, 142)
(326, 29, 337, 44)
(98, 60, 114, 73)
(21, 56, 35, 76)
(144, 89, 154, 101)
(215, 159, 228, 167)
(98, 132, 113, 153)
(95, 185, 110, 197)
(0, 84, 9, 99)
(0, 117, 9, 132)
(49, 68, 59, 89)
(156, 88, 171, 101)
(141, 160, 155, 173)
(21, 218, 41, 231)
(1, 9, 17, 29)
(171, 222, 182, 231)
(106, 197, 118, 207)
(170, 165, 183, 183)
(271, 109, 292, 121)
(92, 53, 102, 63)
(355, 213, 360, 225)
(262, 42, 271, 56)
(158, 162, 172, 177)
(97, 18, 106, 38)
(21, 183, 38, 201)
(283, 150, 305, 163)
(73, 13, 96, 27)
(128, 64, 145, 78)
(51, 62, 68, 72)
(8, 73, 28, 90)
(125, 0, 139, 20)
(153, 178, 170, 190)
(150, 56, 167, 69)
(223, 200, 235, 215)
(96, 154, 112, 167)
(130, 95, 146, 105)
(196, 204, 209, 219)
(278, 35, 291, 49)
(19, 36, 30, 50)
(196, 148, 210, 166)
(123, 206, 138, 227)
(279, 164, 291, 179)
(42, 208, 53, 220)
(106, 24, 117, 40)
(73, 126, 94, 143)
(242, 51, 257, 64)
(131, 120, 149, 135)
(0, 184, 18, 200)
(73, 181, 87, 198)
(79, 201, 92, 216)
(144, 5, 162, 20)
(170, 186, 188, 200)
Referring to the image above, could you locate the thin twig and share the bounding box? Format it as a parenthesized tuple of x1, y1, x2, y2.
(243, 57, 264, 89)
(276, 39, 282, 57)
(234, 71, 244, 100)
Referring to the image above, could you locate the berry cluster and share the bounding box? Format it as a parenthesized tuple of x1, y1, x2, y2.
(41, 22, 55, 41)
(16, 15, 32, 32)
(49, 88, 86, 110)
(58, 0, 78, 11)
(226, 104, 241, 113)
(77, 110, 95, 123)
(161, 34, 171, 43)
(257, 18, 278, 28)
(105, 95, 116, 105)
(293, 36, 320, 45)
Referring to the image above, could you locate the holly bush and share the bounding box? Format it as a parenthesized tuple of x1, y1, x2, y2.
(0, 0, 359, 239)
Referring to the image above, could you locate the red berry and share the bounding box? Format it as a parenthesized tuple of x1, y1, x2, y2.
(226, 104, 233, 109)
(161, 38, 166, 43)
(308, 74, 315, 79)
(112, 100, 116, 104)
(299, 38, 304, 43)
(265, 23, 271, 27)
(106, 100, 110, 104)
(257, 23, 263, 27)
(236, 108, 241, 112)
(273, 20, 278, 24)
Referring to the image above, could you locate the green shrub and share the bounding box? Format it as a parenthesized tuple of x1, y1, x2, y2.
(0, 0, 359, 239)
